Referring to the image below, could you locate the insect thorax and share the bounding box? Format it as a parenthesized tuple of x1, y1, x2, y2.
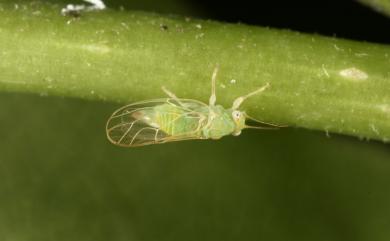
(201, 105, 237, 139)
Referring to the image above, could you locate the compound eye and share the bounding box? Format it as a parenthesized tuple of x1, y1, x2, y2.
(232, 110, 241, 120)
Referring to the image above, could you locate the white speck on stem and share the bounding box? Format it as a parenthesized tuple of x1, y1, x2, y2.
(84, 0, 106, 9)
(230, 79, 236, 84)
(333, 44, 344, 51)
(121, 22, 129, 29)
(195, 33, 204, 39)
(376, 104, 390, 114)
(220, 84, 226, 89)
(321, 64, 330, 78)
(195, 24, 202, 29)
(80, 44, 110, 54)
(355, 52, 368, 57)
(45, 77, 53, 83)
(370, 124, 380, 135)
(339, 67, 368, 81)
(61, 0, 106, 15)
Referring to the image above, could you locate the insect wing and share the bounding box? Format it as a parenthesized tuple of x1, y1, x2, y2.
(106, 98, 208, 147)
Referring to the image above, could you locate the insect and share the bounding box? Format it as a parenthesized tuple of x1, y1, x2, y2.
(106, 66, 281, 147)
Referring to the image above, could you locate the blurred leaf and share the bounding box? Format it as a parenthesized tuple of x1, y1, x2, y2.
(358, 0, 390, 18)
(0, 93, 390, 241)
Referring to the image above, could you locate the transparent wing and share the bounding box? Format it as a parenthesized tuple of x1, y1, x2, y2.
(106, 98, 208, 147)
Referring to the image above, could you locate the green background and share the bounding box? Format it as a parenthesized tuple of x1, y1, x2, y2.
(1, 0, 390, 240)
(1, 93, 390, 241)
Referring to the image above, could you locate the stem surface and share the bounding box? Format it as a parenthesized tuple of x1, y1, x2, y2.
(1, 1, 390, 142)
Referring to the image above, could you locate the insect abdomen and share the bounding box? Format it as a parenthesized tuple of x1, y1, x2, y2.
(152, 104, 201, 136)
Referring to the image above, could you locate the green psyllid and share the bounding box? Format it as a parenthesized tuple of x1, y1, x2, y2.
(106, 66, 281, 147)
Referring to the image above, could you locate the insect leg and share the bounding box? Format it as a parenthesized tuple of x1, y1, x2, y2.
(209, 65, 219, 106)
(161, 86, 179, 99)
(232, 82, 270, 110)
(161, 86, 186, 107)
(197, 114, 206, 131)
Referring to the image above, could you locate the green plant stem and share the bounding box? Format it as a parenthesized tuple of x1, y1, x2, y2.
(1, 1, 390, 142)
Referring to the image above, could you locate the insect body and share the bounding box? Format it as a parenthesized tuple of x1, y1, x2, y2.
(106, 66, 278, 147)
